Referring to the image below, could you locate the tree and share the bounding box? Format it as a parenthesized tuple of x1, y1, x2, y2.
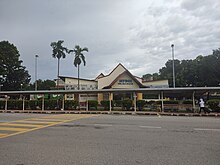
(50, 40, 68, 89)
(0, 41, 30, 91)
(144, 48, 220, 87)
(27, 79, 56, 90)
(69, 45, 88, 90)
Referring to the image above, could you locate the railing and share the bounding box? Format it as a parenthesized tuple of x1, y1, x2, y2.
(0, 87, 220, 112)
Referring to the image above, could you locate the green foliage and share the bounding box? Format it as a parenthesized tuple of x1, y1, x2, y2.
(29, 100, 42, 110)
(143, 48, 220, 87)
(0, 100, 4, 109)
(7, 100, 24, 110)
(100, 100, 114, 110)
(122, 99, 133, 110)
(44, 100, 60, 110)
(163, 100, 179, 104)
(182, 100, 193, 104)
(27, 79, 56, 90)
(0, 41, 31, 90)
(88, 100, 98, 110)
(207, 100, 220, 111)
(137, 100, 146, 110)
(69, 45, 88, 90)
(65, 100, 79, 110)
(114, 100, 123, 107)
(51, 40, 68, 60)
(69, 45, 88, 67)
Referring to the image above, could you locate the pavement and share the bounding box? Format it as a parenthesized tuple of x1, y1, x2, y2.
(0, 114, 219, 165)
(0, 109, 219, 117)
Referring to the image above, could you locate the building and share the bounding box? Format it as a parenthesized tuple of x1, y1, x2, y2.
(58, 63, 169, 103)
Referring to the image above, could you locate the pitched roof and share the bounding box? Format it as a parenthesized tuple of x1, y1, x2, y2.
(103, 70, 148, 89)
(97, 63, 127, 79)
(59, 76, 96, 82)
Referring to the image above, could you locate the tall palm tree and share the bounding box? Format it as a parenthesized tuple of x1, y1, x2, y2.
(69, 45, 88, 90)
(50, 40, 68, 89)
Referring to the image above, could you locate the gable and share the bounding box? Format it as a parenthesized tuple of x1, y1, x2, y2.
(111, 72, 139, 89)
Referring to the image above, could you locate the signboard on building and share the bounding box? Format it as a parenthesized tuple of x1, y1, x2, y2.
(118, 79, 133, 85)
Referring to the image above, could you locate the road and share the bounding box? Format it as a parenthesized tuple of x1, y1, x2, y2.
(0, 113, 219, 165)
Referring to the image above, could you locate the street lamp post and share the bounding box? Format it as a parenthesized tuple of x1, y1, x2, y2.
(171, 44, 175, 88)
(20, 83, 23, 91)
(35, 54, 39, 91)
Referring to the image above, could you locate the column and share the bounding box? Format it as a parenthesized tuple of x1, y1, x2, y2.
(42, 95, 44, 111)
(161, 91, 164, 112)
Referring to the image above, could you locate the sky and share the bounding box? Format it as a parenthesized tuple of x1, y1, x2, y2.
(1, 0, 220, 82)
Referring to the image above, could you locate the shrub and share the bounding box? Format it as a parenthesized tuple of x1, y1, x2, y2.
(137, 100, 146, 111)
(114, 100, 123, 107)
(7, 100, 23, 110)
(163, 100, 179, 104)
(207, 99, 220, 112)
(122, 99, 132, 110)
(100, 100, 114, 110)
(44, 100, 58, 110)
(88, 100, 98, 110)
(29, 100, 42, 110)
(65, 100, 78, 110)
(182, 100, 193, 104)
(0, 100, 5, 109)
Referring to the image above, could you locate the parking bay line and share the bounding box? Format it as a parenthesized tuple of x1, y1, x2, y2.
(139, 126, 162, 129)
(0, 115, 98, 139)
(194, 128, 220, 131)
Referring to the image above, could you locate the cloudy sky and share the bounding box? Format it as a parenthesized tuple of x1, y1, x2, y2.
(1, 0, 220, 81)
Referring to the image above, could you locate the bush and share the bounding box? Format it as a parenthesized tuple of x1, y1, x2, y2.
(29, 100, 42, 110)
(114, 100, 123, 107)
(88, 100, 98, 110)
(122, 99, 132, 110)
(182, 100, 193, 104)
(137, 100, 146, 111)
(7, 100, 23, 110)
(0, 100, 5, 109)
(163, 100, 179, 104)
(100, 100, 114, 110)
(44, 100, 59, 110)
(65, 100, 78, 110)
(207, 99, 220, 112)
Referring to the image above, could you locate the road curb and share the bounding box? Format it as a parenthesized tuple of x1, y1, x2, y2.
(0, 110, 219, 117)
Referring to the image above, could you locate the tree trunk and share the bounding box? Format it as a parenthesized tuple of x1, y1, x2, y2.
(78, 64, 80, 90)
(57, 58, 60, 90)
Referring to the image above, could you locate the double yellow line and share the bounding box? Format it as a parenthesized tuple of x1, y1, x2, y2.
(0, 114, 97, 139)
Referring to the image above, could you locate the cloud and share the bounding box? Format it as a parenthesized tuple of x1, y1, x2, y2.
(0, 0, 220, 81)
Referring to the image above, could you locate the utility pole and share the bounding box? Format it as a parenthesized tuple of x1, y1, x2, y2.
(35, 54, 39, 91)
(171, 44, 175, 88)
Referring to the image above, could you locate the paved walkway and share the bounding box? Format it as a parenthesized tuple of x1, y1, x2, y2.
(0, 109, 219, 117)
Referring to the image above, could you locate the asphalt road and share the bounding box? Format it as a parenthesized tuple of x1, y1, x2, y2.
(0, 113, 220, 165)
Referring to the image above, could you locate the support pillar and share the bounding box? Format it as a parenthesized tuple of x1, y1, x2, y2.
(134, 92, 137, 113)
(192, 91, 195, 113)
(22, 96, 25, 111)
(42, 95, 44, 111)
(109, 93, 112, 112)
(62, 95, 65, 111)
(161, 91, 164, 112)
(86, 94, 89, 111)
(5, 95, 8, 111)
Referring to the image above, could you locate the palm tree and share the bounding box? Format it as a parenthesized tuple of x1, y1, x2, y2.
(69, 45, 88, 90)
(50, 40, 68, 89)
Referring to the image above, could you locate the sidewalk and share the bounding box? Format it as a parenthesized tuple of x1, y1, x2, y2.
(0, 109, 219, 117)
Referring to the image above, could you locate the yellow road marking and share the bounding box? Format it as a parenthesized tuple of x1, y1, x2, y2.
(14, 121, 57, 124)
(0, 114, 98, 139)
(27, 118, 66, 121)
(0, 127, 28, 132)
(0, 133, 9, 138)
(0, 123, 42, 127)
